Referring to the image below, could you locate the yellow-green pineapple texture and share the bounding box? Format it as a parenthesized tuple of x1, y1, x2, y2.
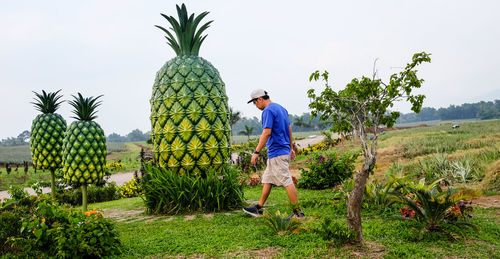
(150, 4, 231, 174)
(30, 90, 67, 170)
(62, 94, 107, 184)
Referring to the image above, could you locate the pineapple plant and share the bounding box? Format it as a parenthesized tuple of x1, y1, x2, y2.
(30, 90, 67, 199)
(62, 93, 106, 211)
(151, 4, 231, 174)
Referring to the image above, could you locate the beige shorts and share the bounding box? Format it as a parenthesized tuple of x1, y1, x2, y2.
(261, 154, 293, 187)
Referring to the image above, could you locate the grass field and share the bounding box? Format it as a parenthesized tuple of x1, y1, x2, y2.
(2, 120, 500, 257)
(231, 131, 322, 144)
(90, 187, 499, 258)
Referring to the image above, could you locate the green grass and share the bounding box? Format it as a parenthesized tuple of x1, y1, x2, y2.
(0, 142, 139, 190)
(90, 186, 500, 258)
(107, 142, 151, 172)
(231, 131, 322, 145)
(0, 168, 52, 191)
(0, 145, 32, 163)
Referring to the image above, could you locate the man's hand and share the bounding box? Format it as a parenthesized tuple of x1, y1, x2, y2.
(251, 153, 259, 165)
(290, 150, 296, 161)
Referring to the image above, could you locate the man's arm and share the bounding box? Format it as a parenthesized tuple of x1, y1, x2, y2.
(289, 125, 296, 161)
(251, 128, 271, 165)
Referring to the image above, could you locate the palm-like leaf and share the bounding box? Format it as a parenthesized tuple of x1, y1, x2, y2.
(67, 93, 103, 121)
(156, 4, 213, 56)
(31, 90, 64, 114)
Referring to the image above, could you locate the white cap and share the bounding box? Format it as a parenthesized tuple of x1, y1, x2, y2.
(247, 89, 268, 103)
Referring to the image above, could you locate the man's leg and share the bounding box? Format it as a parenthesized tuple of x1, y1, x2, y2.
(258, 183, 273, 207)
(285, 184, 298, 204)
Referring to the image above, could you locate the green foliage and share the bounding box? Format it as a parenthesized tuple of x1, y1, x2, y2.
(119, 178, 144, 198)
(238, 125, 255, 140)
(393, 186, 478, 240)
(0, 194, 121, 258)
(30, 89, 63, 114)
(298, 151, 358, 189)
(262, 210, 303, 235)
(141, 165, 244, 214)
(314, 218, 355, 246)
(364, 175, 407, 208)
(388, 148, 499, 184)
(308, 52, 431, 134)
(56, 183, 120, 206)
(156, 4, 212, 56)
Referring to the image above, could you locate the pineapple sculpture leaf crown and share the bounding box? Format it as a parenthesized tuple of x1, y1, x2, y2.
(155, 3, 213, 56)
(68, 93, 103, 121)
(31, 89, 64, 114)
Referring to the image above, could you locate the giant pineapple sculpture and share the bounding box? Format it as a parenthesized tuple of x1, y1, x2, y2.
(62, 93, 106, 211)
(30, 90, 67, 199)
(151, 4, 231, 174)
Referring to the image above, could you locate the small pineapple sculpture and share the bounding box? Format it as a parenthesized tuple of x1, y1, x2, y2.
(151, 4, 231, 174)
(62, 93, 106, 211)
(30, 90, 67, 199)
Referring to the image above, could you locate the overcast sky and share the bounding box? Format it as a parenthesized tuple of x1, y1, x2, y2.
(1, 0, 499, 139)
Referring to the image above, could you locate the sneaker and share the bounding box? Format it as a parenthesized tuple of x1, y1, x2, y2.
(243, 205, 263, 217)
(287, 210, 305, 220)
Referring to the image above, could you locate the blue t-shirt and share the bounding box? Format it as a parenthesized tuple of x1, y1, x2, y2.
(261, 103, 291, 158)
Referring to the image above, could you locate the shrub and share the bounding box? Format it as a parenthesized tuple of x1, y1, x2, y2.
(0, 195, 121, 257)
(119, 178, 144, 198)
(262, 210, 303, 235)
(141, 165, 244, 214)
(298, 151, 358, 190)
(106, 161, 124, 171)
(314, 218, 355, 246)
(364, 175, 407, 209)
(57, 183, 120, 206)
(392, 186, 477, 240)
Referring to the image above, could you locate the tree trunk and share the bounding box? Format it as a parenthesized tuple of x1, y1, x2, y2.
(347, 156, 375, 244)
(82, 184, 88, 212)
(50, 169, 56, 200)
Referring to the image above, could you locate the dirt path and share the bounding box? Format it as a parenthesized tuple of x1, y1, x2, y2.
(471, 195, 500, 209)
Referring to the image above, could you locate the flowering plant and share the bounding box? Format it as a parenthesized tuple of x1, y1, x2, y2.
(298, 151, 358, 189)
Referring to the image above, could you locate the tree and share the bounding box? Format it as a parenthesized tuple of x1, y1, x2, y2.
(307, 52, 431, 244)
(107, 132, 126, 142)
(17, 130, 30, 143)
(293, 116, 311, 129)
(238, 125, 255, 141)
(127, 129, 147, 142)
(229, 107, 241, 143)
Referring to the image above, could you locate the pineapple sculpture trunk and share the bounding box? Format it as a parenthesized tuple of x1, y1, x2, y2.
(30, 90, 67, 200)
(62, 94, 106, 212)
(150, 4, 231, 175)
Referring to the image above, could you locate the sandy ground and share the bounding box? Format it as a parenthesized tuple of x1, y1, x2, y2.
(1, 135, 329, 200)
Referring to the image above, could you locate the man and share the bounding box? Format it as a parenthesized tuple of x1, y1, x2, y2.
(242, 89, 304, 218)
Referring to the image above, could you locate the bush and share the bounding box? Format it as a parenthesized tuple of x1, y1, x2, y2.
(262, 210, 302, 235)
(106, 161, 124, 171)
(298, 151, 358, 189)
(119, 178, 144, 198)
(392, 186, 478, 240)
(0, 195, 121, 257)
(142, 165, 244, 214)
(57, 183, 120, 206)
(314, 218, 355, 246)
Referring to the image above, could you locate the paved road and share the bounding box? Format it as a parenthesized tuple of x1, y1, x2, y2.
(1, 134, 330, 200)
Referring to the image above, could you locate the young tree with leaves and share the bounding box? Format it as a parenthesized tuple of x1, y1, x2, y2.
(239, 125, 255, 141)
(229, 107, 241, 143)
(307, 52, 431, 244)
